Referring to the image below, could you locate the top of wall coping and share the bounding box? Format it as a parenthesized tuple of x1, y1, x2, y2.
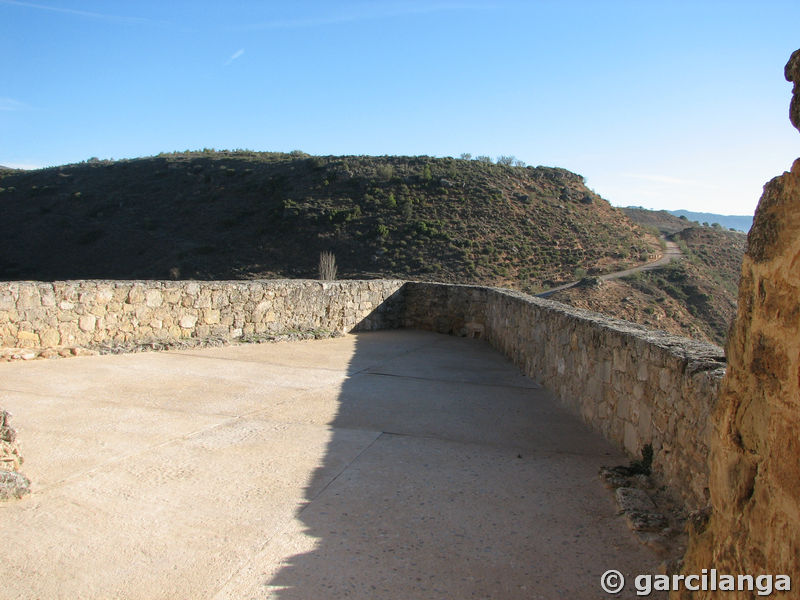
(406, 281, 726, 372)
(1, 278, 726, 372)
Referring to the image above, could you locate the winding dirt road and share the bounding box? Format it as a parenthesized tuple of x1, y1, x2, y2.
(537, 239, 682, 298)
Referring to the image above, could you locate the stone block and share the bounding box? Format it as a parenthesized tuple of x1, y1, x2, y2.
(78, 315, 96, 332)
(0, 294, 14, 311)
(17, 286, 40, 309)
(40, 328, 60, 347)
(95, 287, 114, 304)
(127, 286, 145, 304)
(623, 421, 640, 455)
(40, 287, 56, 307)
(194, 291, 212, 309)
(145, 289, 163, 308)
(17, 331, 40, 347)
(58, 322, 79, 346)
(179, 314, 197, 329)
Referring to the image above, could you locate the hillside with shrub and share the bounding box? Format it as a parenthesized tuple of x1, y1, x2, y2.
(549, 225, 746, 346)
(0, 151, 660, 291)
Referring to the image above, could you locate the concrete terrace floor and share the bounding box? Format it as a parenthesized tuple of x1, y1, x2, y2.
(0, 330, 665, 599)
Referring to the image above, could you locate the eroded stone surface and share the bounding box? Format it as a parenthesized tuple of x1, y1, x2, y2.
(0, 408, 30, 500)
(678, 50, 800, 599)
(786, 48, 800, 132)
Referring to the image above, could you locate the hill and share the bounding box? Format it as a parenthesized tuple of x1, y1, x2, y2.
(0, 151, 660, 291)
(549, 225, 746, 346)
(620, 207, 693, 235)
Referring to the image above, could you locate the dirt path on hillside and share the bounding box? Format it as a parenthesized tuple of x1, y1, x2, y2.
(537, 239, 682, 298)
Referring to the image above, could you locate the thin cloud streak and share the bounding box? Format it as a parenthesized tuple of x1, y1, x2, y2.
(240, 2, 492, 30)
(225, 48, 245, 66)
(0, 97, 29, 111)
(0, 0, 154, 24)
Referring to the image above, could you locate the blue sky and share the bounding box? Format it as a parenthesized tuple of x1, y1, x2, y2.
(2, 1, 799, 215)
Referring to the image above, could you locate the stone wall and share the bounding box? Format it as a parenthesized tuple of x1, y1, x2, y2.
(0, 279, 405, 349)
(0, 277, 723, 511)
(677, 50, 800, 599)
(402, 282, 724, 512)
(0, 277, 722, 510)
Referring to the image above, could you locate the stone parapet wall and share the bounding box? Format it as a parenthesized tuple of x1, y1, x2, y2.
(402, 282, 724, 511)
(0, 279, 405, 349)
(0, 277, 722, 512)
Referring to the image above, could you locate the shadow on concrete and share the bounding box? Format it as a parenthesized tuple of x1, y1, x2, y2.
(250, 326, 666, 599)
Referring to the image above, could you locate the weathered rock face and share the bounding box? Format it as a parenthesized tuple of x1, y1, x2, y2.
(0, 408, 30, 500)
(786, 48, 800, 132)
(678, 50, 800, 599)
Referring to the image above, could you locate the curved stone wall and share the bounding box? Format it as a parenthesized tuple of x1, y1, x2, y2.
(402, 282, 724, 511)
(0, 277, 722, 511)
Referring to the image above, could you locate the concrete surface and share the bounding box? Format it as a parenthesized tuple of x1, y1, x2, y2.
(0, 330, 665, 599)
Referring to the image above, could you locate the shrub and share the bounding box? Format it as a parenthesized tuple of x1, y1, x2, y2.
(318, 251, 337, 280)
(376, 164, 394, 180)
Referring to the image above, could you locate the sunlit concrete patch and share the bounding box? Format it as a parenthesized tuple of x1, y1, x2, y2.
(0, 330, 665, 599)
(217, 433, 662, 600)
(0, 418, 379, 600)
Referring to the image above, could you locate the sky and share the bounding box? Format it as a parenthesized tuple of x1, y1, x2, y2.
(2, 1, 799, 216)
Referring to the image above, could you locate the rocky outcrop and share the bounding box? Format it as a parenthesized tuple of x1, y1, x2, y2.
(0, 408, 30, 500)
(677, 51, 800, 598)
(786, 48, 800, 132)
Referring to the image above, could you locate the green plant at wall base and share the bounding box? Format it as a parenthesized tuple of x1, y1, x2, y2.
(629, 444, 653, 475)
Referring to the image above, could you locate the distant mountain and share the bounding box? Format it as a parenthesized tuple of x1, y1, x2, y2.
(667, 210, 753, 233)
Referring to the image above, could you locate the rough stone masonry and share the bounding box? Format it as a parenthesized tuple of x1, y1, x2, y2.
(0, 279, 725, 514)
(0, 409, 30, 500)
